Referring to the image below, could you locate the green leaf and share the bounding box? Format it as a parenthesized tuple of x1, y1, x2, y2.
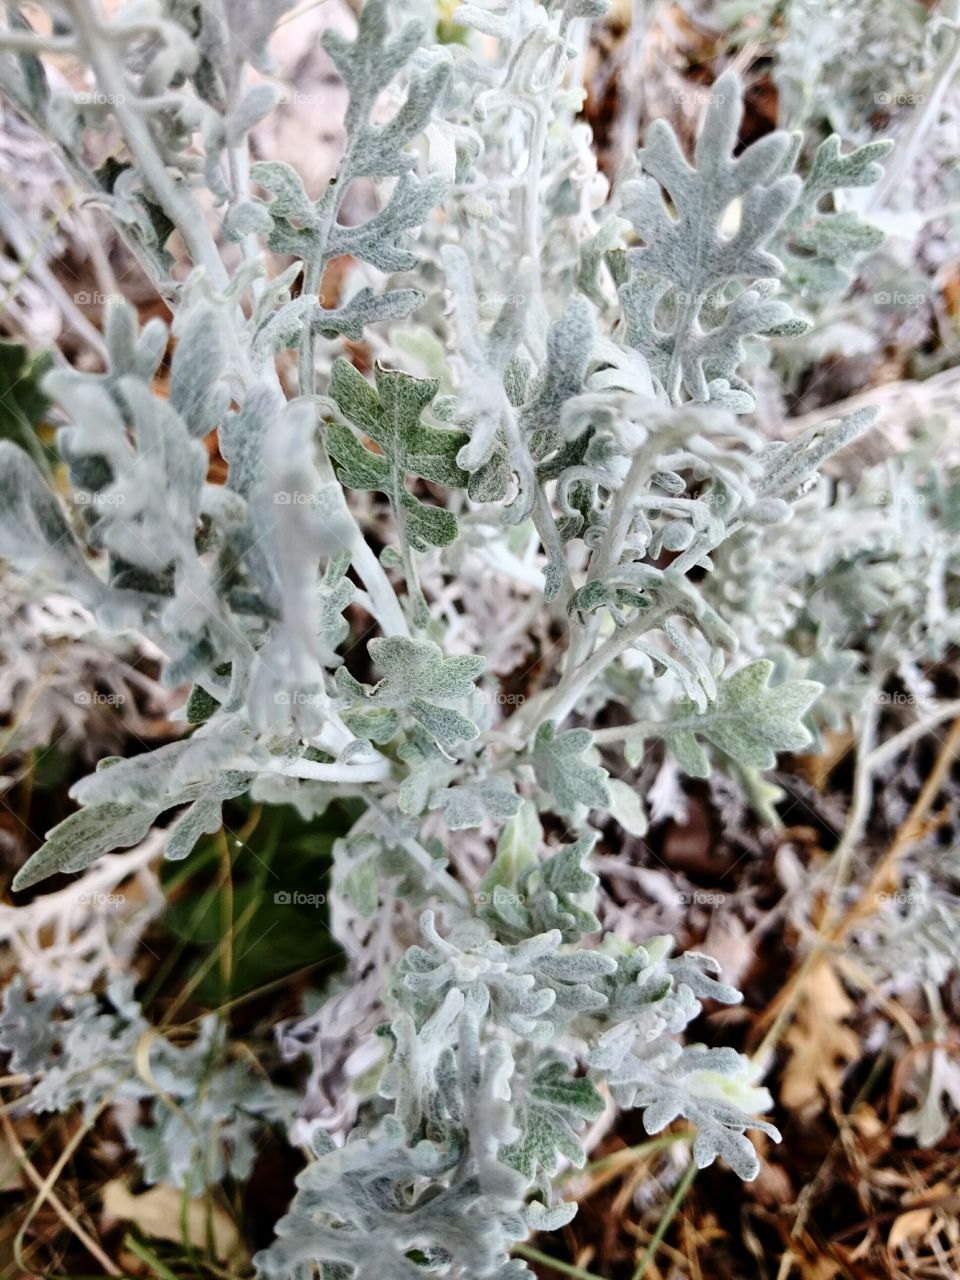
(532, 721, 610, 813)
(342, 704, 401, 744)
(662, 659, 822, 777)
(479, 801, 542, 896)
(186, 683, 223, 725)
(164, 772, 251, 861)
(340, 856, 380, 918)
(12, 802, 160, 891)
(429, 776, 522, 829)
(339, 637, 485, 750)
(620, 70, 804, 408)
(500, 1062, 603, 1180)
(774, 135, 892, 298)
(0, 340, 53, 474)
(324, 422, 391, 489)
(369, 636, 484, 700)
(330, 360, 470, 498)
(541, 835, 600, 900)
(312, 287, 424, 342)
(328, 360, 469, 611)
(606, 777, 648, 836)
(409, 699, 480, 747)
(519, 296, 594, 434)
(530, 1061, 604, 1116)
(478, 832, 601, 943)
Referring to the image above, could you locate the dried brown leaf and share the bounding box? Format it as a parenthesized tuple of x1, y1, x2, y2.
(781, 959, 861, 1110)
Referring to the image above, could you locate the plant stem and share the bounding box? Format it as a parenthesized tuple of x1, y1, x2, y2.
(0, 30, 76, 53)
(565, 432, 722, 678)
(870, 13, 960, 209)
(280, 756, 392, 784)
(631, 1158, 698, 1280)
(66, 0, 227, 289)
(866, 697, 960, 770)
(122, 1235, 180, 1280)
(519, 16, 570, 361)
(516, 609, 664, 735)
(576, 1129, 693, 1176)
(513, 1242, 606, 1280)
(592, 719, 656, 745)
(291, 118, 413, 636)
(817, 685, 881, 930)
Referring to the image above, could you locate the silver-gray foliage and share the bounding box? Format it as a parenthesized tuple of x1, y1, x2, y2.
(0, 0, 910, 1271)
(255, 830, 777, 1279)
(0, 977, 293, 1190)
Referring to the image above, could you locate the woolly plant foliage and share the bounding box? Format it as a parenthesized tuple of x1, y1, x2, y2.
(0, 0, 907, 1273)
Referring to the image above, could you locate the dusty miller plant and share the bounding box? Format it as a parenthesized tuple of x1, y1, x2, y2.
(0, 974, 295, 1189)
(0, 0, 900, 1273)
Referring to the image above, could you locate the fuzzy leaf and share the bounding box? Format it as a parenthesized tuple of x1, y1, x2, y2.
(368, 637, 484, 700)
(0, 441, 127, 618)
(532, 722, 610, 812)
(251, 0, 448, 284)
(430, 777, 522, 829)
(620, 70, 803, 406)
(500, 1062, 603, 1179)
(0, 980, 60, 1072)
(328, 361, 469, 609)
(341, 637, 485, 748)
(662, 660, 822, 777)
(774, 135, 892, 298)
(13, 802, 160, 891)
